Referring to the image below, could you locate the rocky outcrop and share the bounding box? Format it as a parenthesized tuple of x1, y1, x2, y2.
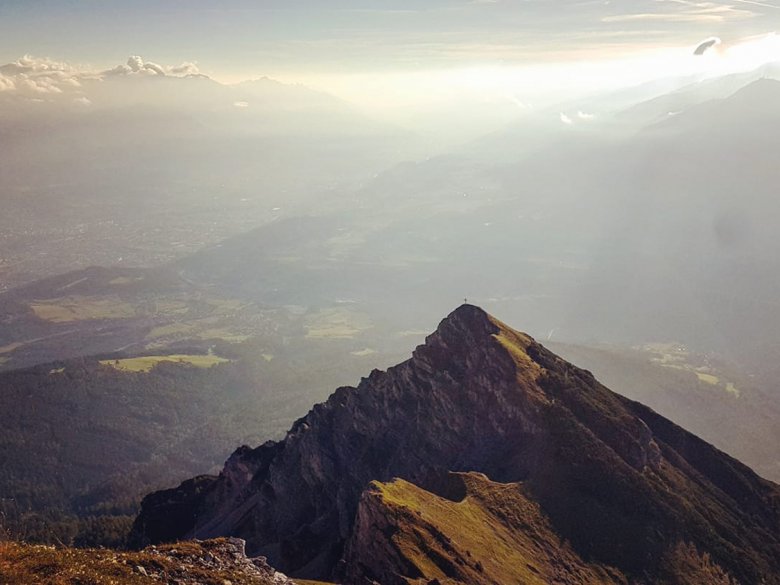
(132, 304, 780, 584)
(0, 537, 297, 585)
(135, 537, 297, 585)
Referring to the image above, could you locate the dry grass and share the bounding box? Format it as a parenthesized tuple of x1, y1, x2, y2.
(490, 316, 548, 400)
(1, 541, 153, 585)
(0, 539, 291, 585)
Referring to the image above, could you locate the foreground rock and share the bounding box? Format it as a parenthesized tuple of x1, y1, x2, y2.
(0, 537, 297, 585)
(132, 305, 780, 584)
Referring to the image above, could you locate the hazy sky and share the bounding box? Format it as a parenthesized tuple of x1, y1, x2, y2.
(2, 1, 780, 108)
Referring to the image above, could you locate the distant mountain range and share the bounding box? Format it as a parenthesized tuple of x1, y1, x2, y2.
(132, 305, 780, 584)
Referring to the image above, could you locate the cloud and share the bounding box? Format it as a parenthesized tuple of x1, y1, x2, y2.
(143, 60, 166, 76)
(729, 0, 780, 8)
(0, 55, 84, 95)
(560, 112, 574, 125)
(20, 77, 63, 94)
(577, 110, 595, 120)
(603, 1, 756, 24)
(169, 62, 200, 76)
(104, 56, 200, 77)
(127, 55, 144, 73)
(0, 74, 15, 92)
(0, 55, 205, 100)
(234, 101, 250, 108)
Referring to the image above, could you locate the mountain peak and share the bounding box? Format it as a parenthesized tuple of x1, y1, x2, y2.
(432, 303, 497, 338)
(422, 303, 501, 353)
(417, 304, 540, 386)
(132, 309, 780, 584)
(443, 302, 492, 324)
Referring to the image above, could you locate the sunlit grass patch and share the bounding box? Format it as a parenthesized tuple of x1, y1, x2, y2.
(696, 372, 720, 386)
(100, 354, 231, 373)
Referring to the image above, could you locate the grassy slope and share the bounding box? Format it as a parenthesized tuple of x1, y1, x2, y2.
(363, 472, 742, 585)
(366, 472, 622, 585)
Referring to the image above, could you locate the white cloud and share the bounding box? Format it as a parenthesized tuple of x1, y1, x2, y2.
(0, 74, 15, 92)
(169, 62, 200, 76)
(577, 110, 595, 120)
(0, 55, 84, 95)
(560, 112, 574, 125)
(127, 55, 144, 73)
(105, 56, 197, 77)
(74, 96, 92, 106)
(0, 55, 205, 100)
(20, 77, 63, 94)
(234, 101, 250, 108)
(143, 60, 166, 76)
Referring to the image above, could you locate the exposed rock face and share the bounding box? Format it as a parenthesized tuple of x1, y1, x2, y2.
(132, 305, 780, 584)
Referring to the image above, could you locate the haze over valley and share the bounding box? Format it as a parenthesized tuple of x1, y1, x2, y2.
(2, 2, 780, 582)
